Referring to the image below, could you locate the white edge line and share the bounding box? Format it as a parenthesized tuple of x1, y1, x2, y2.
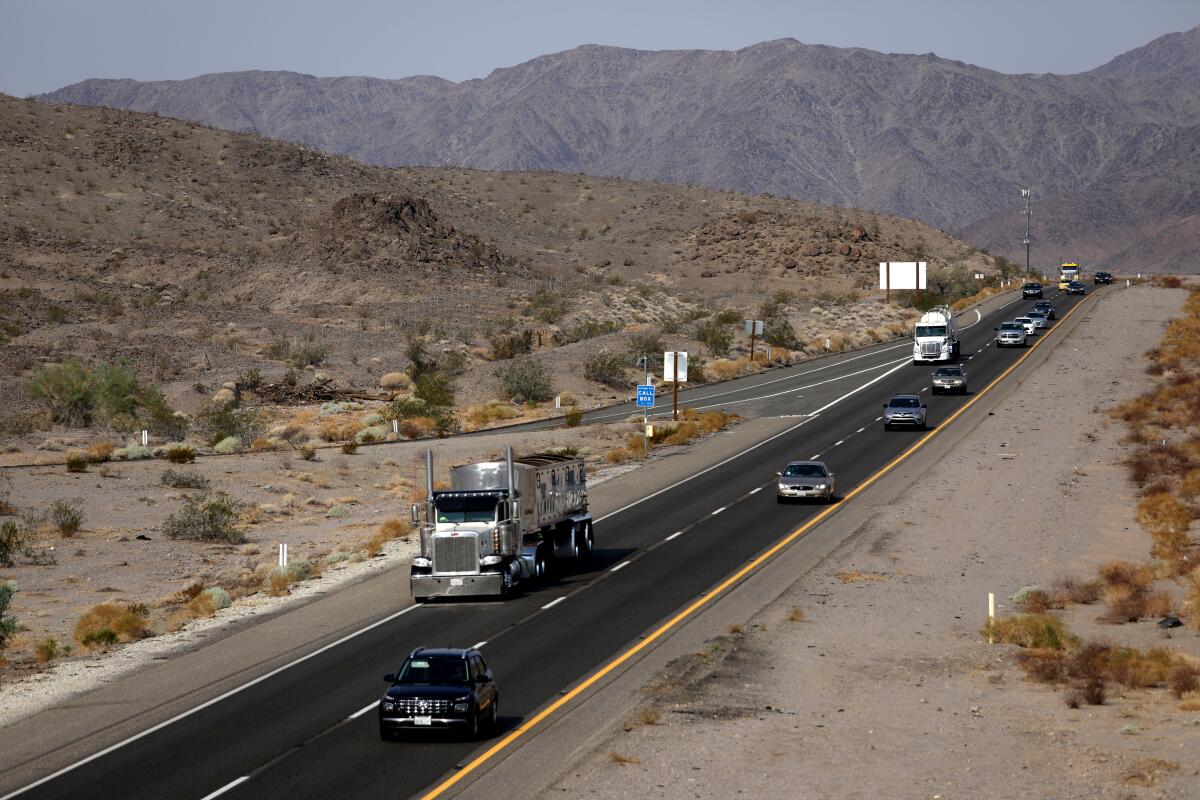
(471, 640, 487, 650)
(541, 597, 566, 610)
(610, 561, 631, 572)
(748, 487, 762, 495)
(349, 702, 377, 720)
(0, 603, 424, 800)
(665, 531, 684, 541)
(199, 776, 251, 800)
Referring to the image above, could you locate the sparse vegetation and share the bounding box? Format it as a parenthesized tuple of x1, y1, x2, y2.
(160, 468, 210, 490)
(49, 499, 84, 537)
(162, 492, 244, 543)
(695, 318, 733, 357)
(583, 350, 629, 389)
(495, 356, 554, 403)
(65, 451, 88, 473)
(164, 442, 197, 464)
(74, 602, 150, 649)
(0, 581, 16, 651)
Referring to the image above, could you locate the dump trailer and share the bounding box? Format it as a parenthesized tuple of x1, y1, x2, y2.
(409, 448, 593, 600)
(912, 305, 959, 363)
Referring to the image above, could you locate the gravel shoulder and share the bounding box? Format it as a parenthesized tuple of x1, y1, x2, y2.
(536, 285, 1200, 800)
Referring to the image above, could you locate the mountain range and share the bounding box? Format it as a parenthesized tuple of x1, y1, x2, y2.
(41, 25, 1200, 271)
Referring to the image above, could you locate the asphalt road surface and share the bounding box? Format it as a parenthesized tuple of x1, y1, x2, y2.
(2, 289, 1096, 800)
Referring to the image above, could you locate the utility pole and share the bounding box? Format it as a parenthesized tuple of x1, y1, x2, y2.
(1021, 188, 1032, 275)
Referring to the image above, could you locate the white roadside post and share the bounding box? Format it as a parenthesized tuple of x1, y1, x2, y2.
(141, 430, 149, 447)
(278, 542, 287, 569)
(392, 419, 399, 435)
(988, 592, 996, 643)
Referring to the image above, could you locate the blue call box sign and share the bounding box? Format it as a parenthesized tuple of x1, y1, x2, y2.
(636, 385, 655, 408)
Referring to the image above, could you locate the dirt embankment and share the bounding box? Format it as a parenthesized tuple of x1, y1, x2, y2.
(541, 286, 1200, 799)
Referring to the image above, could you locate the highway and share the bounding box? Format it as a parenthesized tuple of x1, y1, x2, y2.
(0, 288, 1097, 800)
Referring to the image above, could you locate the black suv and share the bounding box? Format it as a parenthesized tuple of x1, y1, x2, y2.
(1022, 282, 1043, 298)
(1094, 271, 1113, 285)
(379, 647, 499, 740)
(1067, 281, 1086, 295)
(1033, 300, 1056, 319)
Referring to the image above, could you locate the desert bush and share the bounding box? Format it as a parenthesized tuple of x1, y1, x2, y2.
(627, 330, 664, 360)
(1136, 491, 1194, 569)
(604, 447, 629, 464)
(355, 425, 388, 444)
(35, 637, 67, 663)
(341, 441, 359, 454)
(529, 286, 567, 323)
(564, 406, 584, 427)
(555, 319, 619, 345)
(235, 368, 263, 393)
(365, 518, 411, 556)
(664, 420, 701, 446)
(1049, 576, 1103, 606)
(625, 433, 647, 460)
(1066, 677, 1107, 707)
(0, 581, 16, 650)
(496, 356, 553, 403)
(762, 315, 799, 349)
(164, 442, 197, 464)
(204, 586, 232, 610)
(213, 436, 242, 454)
(489, 329, 533, 360)
(386, 396, 428, 420)
(583, 350, 629, 388)
(298, 443, 317, 461)
(1169, 662, 1200, 698)
(714, 308, 742, 326)
(695, 318, 733, 356)
(65, 451, 88, 473)
(414, 372, 455, 409)
(29, 359, 97, 426)
(984, 613, 1077, 650)
(466, 401, 519, 429)
(162, 492, 244, 543)
(1016, 647, 1066, 683)
(49, 498, 84, 537)
(86, 442, 115, 463)
(113, 443, 151, 460)
(698, 410, 732, 433)
(196, 402, 265, 447)
(74, 602, 149, 648)
(290, 342, 327, 367)
(160, 468, 210, 490)
(1097, 560, 1155, 622)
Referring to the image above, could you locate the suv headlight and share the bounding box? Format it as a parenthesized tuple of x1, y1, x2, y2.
(412, 557, 431, 568)
(453, 696, 470, 713)
(481, 555, 503, 566)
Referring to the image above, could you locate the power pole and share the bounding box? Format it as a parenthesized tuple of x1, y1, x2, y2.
(1021, 188, 1032, 275)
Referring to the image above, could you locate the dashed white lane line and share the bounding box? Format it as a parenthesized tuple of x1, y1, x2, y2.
(810, 453, 822, 460)
(472, 640, 488, 650)
(349, 702, 376, 720)
(711, 506, 726, 516)
(610, 561, 631, 573)
(665, 531, 684, 541)
(856, 427, 865, 433)
(748, 487, 762, 494)
(874, 416, 883, 422)
(542, 597, 566, 610)
(200, 776, 251, 800)
(834, 439, 845, 446)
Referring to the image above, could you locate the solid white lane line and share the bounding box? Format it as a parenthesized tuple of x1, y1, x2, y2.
(834, 439, 845, 446)
(349, 702, 377, 720)
(806, 358, 911, 416)
(711, 507, 726, 516)
(0, 603, 425, 800)
(610, 561, 631, 573)
(200, 777, 251, 800)
(541, 597, 566, 610)
(471, 640, 488, 650)
(665, 531, 684, 541)
(748, 487, 762, 494)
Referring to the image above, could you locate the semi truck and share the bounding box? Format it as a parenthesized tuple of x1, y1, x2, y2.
(1059, 262, 1081, 290)
(410, 448, 594, 600)
(912, 305, 959, 363)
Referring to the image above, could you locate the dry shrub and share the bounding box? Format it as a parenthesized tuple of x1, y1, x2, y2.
(604, 447, 629, 464)
(65, 451, 88, 473)
(85, 442, 114, 463)
(1181, 695, 1200, 711)
(1016, 647, 1066, 683)
(266, 571, 292, 596)
(564, 407, 584, 427)
(1136, 491, 1194, 569)
(1187, 566, 1200, 629)
(1017, 589, 1053, 613)
(608, 752, 640, 765)
(1098, 560, 1154, 622)
(625, 434, 647, 459)
(164, 443, 197, 464)
(74, 602, 149, 648)
(318, 419, 364, 442)
(341, 441, 359, 455)
(35, 637, 65, 664)
(663, 420, 700, 446)
(984, 613, 1077, 650)
(1066, 677, 1107, 708)
(401, 416, 436, 439)
(465, 401, 518, 429)
(698, 410, 732, 433)
(787, 607, 806, 622)
(1168, 662, 1200, 698)
(707, 358, 756, 381)
(681, 407, 700, 421)
(1122, 758, 1180, 788)
(637, 708, 661, 725)
(364, 517, 412, 556)
(1050, 576, 1102, 606)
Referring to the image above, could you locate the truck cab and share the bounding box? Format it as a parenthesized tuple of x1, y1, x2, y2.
(912, 305, 959, 363)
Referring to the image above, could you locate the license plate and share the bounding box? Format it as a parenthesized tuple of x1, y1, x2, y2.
(414, 716, 432, 726)
(450, 578, 464, 587)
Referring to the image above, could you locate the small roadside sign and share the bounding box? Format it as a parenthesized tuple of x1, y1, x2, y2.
(663, 351, 688, 382)
(744, 320, 764, 336)
(636, 384, 655, 408)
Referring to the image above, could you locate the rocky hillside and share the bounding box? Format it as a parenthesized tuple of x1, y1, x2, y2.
(0, 93, 996, 433)
(41, 28, 1200, 258)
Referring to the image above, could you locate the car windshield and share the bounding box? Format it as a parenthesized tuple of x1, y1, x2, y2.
(435, 495, 497, 523)
(1000, 323, 1021, 330)
(915, 325, 947, 337)
(1029, 312, 1045, 317)
(1015, 317, 1031, 323)
(1025, 284, 1040, 289)
(395, 656, 468, 685)
(783, 463, 827, 477)
(889, 397, 920, 408)
(933, 368, 962, 376)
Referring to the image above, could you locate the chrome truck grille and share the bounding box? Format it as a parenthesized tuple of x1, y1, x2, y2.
(432, 534, 479, 574)
(920, 341, 940, 357)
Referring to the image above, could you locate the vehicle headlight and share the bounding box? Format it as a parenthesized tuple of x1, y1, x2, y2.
(412, 557, 431, 568)
(940, 343, 950, 351)
(382, 700, 394, 711)
(480, 555, 503, 566)
(453, 698, 470, 713)
(814, 483, 826, 490)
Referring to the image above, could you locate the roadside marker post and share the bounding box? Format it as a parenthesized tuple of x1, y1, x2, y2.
(278, 543, 288, 568)
(141, 430, 148, 447)
(392, 419, 399, 435)
(988, 592, 995, 643)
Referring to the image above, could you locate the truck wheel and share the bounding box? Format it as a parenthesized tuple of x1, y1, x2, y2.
(578, 522, 594, 561)
(535, 546, 553, 581)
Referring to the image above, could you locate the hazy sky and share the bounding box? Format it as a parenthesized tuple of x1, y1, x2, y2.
(2, 0, 1198, 97)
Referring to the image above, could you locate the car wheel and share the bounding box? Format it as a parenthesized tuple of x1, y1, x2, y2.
(466, 710, 480, 741)
(489, 697, 500, 732)
(379, 726, 393, 742)
(776, 495, 785, 504)
(883, 422, 891, 431)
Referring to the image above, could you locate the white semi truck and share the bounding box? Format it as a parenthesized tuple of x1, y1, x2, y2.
(912, 305, 960, 363)
(410, 448, 594, 600)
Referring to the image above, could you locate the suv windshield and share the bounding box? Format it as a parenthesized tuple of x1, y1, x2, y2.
(889, 397, 921, 409)
(933, 367, 962, 376)
(435, 495, 497, 523)
(395, 655, 468, 685)
(783, 464, 827, 478)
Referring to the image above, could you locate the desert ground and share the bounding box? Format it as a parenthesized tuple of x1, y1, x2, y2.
(539, 286, 1200, 800)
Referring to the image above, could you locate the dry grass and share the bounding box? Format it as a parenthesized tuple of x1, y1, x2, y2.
(465, 401, 519, 430)
(608, 752, 641, 765)
(786, 607, 806, 623)
(1187, 566, 1200, 630)
(318, 419, 364, 442)
(266, 571, 293, 597)
(65, 451, 88, 473)
(1180, 694, 1200, 711)
(984, 613, 1077, 651)
(1016, 647, 1066, 683)
(1169, 662, 1200, 698)
(1135, 491, 1194, 570)
(625, 434, 646, 460)
(85, 442, 114, 463)
(637, 708, 661, 725)
(1049, 576, 1103, 606)
(836, 570, 885, 583)
(1122, 758, 1180, 788)
(400, 416, 436, 439)
(364, 517, 411, 557)
(74, 602, 150, 649)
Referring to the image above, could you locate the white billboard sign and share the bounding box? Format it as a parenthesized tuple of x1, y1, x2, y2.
(664, 351, 688, 382)
(744, 320, 764, 336)
(879, 261, 927, 291)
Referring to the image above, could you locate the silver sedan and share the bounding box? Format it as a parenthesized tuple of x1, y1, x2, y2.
(777, 460, 836, 503)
